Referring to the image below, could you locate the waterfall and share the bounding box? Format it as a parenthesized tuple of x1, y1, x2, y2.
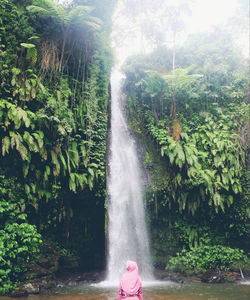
(106, 69, 153, 283)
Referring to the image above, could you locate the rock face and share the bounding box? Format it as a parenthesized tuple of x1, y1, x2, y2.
(201, 270, 242, 283)
(155, 269, 243, 284)
(201, 270, 224, 283)
(10, 270, 57, 297)
(10, 244, 60, 297)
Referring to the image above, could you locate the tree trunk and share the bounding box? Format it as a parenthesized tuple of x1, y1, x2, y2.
(59, 26, 68, 73)
(170, 30, 176, 119)
(64, 191, 71, 249)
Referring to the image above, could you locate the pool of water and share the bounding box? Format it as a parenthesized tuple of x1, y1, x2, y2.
(1, 281, 249, 300)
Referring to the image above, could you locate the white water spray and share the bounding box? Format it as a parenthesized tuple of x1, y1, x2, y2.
(106, 69, 153, 284)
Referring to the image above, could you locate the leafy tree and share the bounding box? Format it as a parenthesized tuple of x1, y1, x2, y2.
(27, 0, 102, 71)
(122, 28, 249, 267)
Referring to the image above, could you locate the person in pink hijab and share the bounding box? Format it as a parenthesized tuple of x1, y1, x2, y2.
(118, 261, 143, 300)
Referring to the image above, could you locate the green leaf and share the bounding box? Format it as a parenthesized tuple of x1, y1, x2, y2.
(25, 184, 30, 195)
(17, 143, 28, 161)
(69, 173, 76, 192)
(176, 173, 181, 185)
(20, 43, 36, 49)
(23, 163, 29, 178)
(88, 167, 94, 177)
(80, 144, 86, 159)
(2, 136, 10, 155)
(28, 36, 40, 40)
(59, 152, 67, 174)
(88, 176, 94, 190)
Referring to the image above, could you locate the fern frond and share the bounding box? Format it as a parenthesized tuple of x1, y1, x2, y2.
(83, 19, 102, 31)
(32, 132, 44, 149)
(10, 132, 22, 150)
(69, 142, 79, 169)
(23, 163, 29, 178)
(23, 131, 39, 152)
(26, 5, 50, 15)
(68, 5, 93, 23)
(69, 173, 76, 192)
(65, 149, 71, 174)
(80, 144, 86, 159)
(88, 175, 94, 190)
(59, 152, 67, 175)
(2, 136, 10, 156)
(18, 143, 28, 161)
(30, 182, 36, 194)
(88, 167, 94, 177)
(75, 173, 84, 190)
(27, 0, 66, 22)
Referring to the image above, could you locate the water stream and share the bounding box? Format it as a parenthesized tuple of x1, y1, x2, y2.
(106, 69, 153, 283)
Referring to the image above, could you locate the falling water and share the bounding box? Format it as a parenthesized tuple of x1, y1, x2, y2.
(106, 69, 153, 283)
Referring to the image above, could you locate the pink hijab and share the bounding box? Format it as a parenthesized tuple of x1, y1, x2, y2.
(120, 261, 142, 295)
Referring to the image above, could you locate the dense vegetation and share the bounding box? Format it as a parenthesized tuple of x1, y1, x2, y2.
(0, 0, 249, 295)
(0, 0, 115, 293)
(122, 29, 249, 269)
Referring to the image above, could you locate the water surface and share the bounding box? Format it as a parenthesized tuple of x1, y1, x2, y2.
(1, 282, 249, 300)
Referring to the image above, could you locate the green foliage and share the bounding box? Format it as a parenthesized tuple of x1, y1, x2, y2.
(0, 175, 42, 294)
(173, 221, 213, 249)
(149, 112, 245, 214)
(0, 0, 115, 292)
(124, 28, 249, 268)
(123, 31, 248, 215)
(166, 245, 248, 272)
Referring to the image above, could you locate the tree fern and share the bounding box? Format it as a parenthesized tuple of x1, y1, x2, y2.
(27, 0, 102, 72)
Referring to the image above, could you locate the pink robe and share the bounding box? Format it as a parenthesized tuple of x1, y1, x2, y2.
(118, 261, 143, 300)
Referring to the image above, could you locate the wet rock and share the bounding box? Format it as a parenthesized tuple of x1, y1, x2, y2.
(23, 283, 40, 294)
(154, 269, 190, 283)
(201, 270, 224, 283)
(10, 274, 57, 297)
(10, 288, 28, 298)
(10, 282, 39, 297)
(223, 271, 241, 283)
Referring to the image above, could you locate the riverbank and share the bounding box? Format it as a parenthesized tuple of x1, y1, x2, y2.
(8, 270, 105, 298)
(155, 269, 247, 284)
(7, 267, 250, 298)
(2, 280, 250, 300)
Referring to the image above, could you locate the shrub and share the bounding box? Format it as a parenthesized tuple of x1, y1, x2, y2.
(166, 245, 247, 272)
(0, 176, 42, 294)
